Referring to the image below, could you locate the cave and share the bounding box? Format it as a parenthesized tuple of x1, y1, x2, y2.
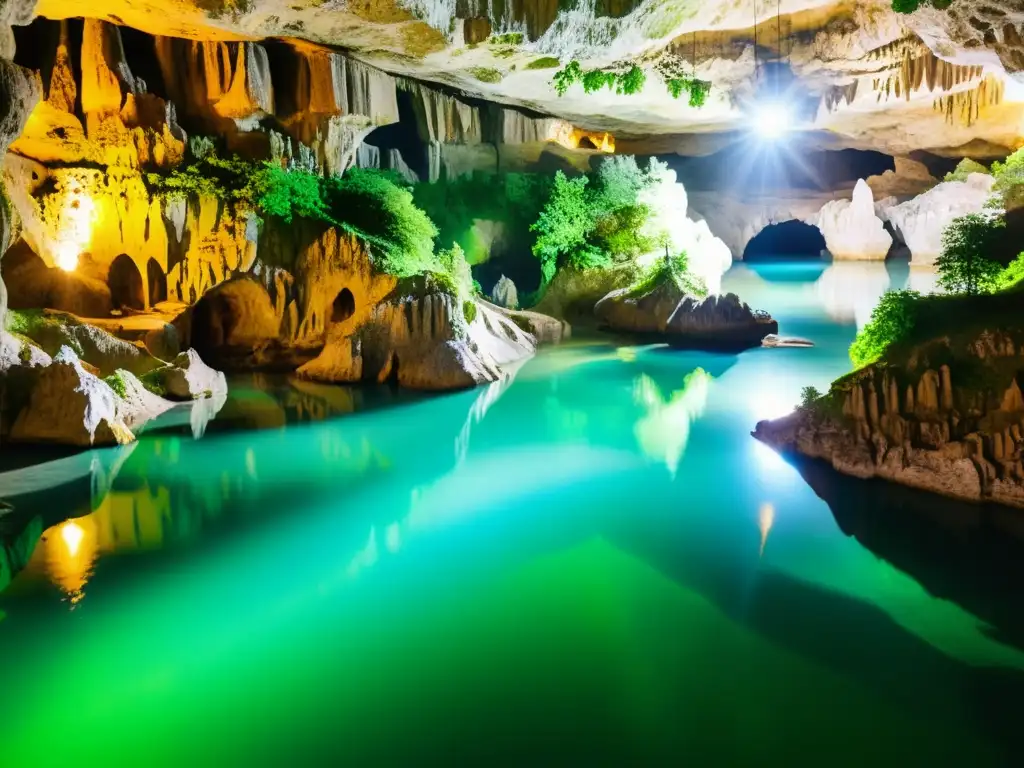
(147, 258, 167, 306)
(108, 254, 145, 311)
(743, 221, 827, 261)
(331, 287, 355, 323)
(3, 3, 1024, 762)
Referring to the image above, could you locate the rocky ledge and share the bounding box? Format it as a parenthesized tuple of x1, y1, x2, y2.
(595, 279, 777, 351)
(754, 329, 1024, 509)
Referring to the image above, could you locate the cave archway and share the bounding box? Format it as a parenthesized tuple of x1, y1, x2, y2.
(744, 220, 826, 261)
(108, 254, 145, 311)
(147, 258, 167, 306)
(331, 287, 355, 323)
(577, 136, 598, 150)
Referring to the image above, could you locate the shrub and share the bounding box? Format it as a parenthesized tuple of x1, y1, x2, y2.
(531, 172, 608, 283)
(104, 371, 129, 399)
(321, 169, 438, 277)
(994, 252, 1024, 291)
(552, 60, 583, 96)
(463, 299, 478, 324)
(799, 386, 822, 410)
(247, 163, 326, 223)
(437, 242, 474, 299)
(944, 158, 990, 183)
(990, 147, 1024, 210)
(936, 214, 1005, 295)
(849, 290, 921, 368)
(626, 250, 705, 298)
(489, 32, 524, 46)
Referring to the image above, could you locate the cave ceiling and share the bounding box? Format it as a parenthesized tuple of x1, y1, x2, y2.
(23, 0, 1024, 157)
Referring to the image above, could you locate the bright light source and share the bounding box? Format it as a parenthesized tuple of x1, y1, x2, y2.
(55, 243, 79, 272)
(753, 101, 792, 140)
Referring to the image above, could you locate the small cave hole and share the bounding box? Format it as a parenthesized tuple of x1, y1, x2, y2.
(744, 220, 827, 261)
(577, 136, 598, 150)
(147, 258, 167, 306)
(331, 287, 355, 323)
(108, 254, 145, 311)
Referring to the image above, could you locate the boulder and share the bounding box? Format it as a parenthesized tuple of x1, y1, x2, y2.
(595, 280, 684, 335)
(815, 180, 892, 260)
(665, 293, 779, 350)
(300, 278, 537, 391)
(883, 173, 996, 265)
(490, 275, 519, 309)
(158, 349, 228, 400)
(10, 346, 134, 446)
(109, 368, 175, 430)
(144, 322, 181, 361)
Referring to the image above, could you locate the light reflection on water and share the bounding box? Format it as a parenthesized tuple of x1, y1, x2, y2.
(0, 257, 1022, 766)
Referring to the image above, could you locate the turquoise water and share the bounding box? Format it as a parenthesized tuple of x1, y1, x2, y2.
(2, 259, 1024, 765)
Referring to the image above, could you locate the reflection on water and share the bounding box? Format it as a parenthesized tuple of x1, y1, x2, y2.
(0, 258, 1023, 765)
(815, 261, 892, 329)
(633, 368, 711, 477)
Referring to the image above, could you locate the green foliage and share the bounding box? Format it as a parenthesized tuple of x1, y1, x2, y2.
(469, 67, 504, 83)
(138, 368, 168, 397)
(944, 157, 990, 183)
(320, 168, 438, 277)
(552, 60, 582, 96)
(489, 32, 524, 45)
(799, 386, 823, 410)
(247, 163, 326, 223)
(936, 213, 1005, 295)
(890, 0, 952, 12)
(994, 253, 1024, 291)
(463, 300, 478, 324)
(849, 290, 921, 368)
(990, 147, 1024, 210)
(527, 56, 560, 70)
(617, 65, 646, 95)
(104, 371, 129, 399)
(626, 250, 706, 299)
(531, 172, 609, 283)
(437, 242, 474, 299)
(687, 79, 712, 108)
(582, 68, 615, 94)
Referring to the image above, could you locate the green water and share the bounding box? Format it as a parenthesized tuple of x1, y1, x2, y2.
(2, 260, 1024, 765)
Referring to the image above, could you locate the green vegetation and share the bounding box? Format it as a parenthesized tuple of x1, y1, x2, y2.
(849, 290, 921, 368)
(104, 371, 129, 399)
(527, 56, 560, 70)
(944, 158, 989, 183)
(890, 0, 952, 13)
(989, 147, 1024, 210)
(799, 386, 823, 410)
(469, 67, 504, 83)
(463, 300, 478, 324)
(553, 60, 710, 105)
(4, 309, 84, 357)
(993, 253, 1024, 291)
(532, 172, 609, 284)
(138, 368, 168, 397)
(935, 214, 1005, 295)
(552, 61, 647, 96)
(625, 250, 706, 299)
(489, 32, 524, 46)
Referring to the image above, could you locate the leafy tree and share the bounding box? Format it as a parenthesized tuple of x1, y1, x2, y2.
(849, 290, 921, 368)
(935, 214, 1005, 295)
(799, 386, 822, 410)
(530, 172, 608, 283)
(990, 147, 1024, 210)
(247, 163, 326, 223)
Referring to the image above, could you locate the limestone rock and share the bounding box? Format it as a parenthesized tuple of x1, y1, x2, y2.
(111, 368, 174, 430)
(10, 346, 134, 447)
(884, 173, 997, 266)
(490, 275, 518, 310)
(595, 280, 684, 335)
(815, 180, 892, 261)
(159, 349, 228, 401)
(144, 323, 181, 361)
(665, 293, 779, 350)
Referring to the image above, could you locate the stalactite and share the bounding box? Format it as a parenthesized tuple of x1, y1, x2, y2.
(933, 74, 1005, 127)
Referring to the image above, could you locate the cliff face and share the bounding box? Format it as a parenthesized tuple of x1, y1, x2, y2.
(754, 329, 1024, 508)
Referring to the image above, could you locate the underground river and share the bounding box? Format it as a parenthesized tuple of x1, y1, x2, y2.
(2, 258, 1023, 765)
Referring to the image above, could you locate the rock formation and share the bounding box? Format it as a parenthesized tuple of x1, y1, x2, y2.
(755, 328, 1024, 508)
(815, 180, 893, 261)
(882, 173, 997, 266)
(490, 275, 518, 309)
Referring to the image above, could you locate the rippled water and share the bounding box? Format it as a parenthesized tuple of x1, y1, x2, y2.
(2, 259, 1024, 765)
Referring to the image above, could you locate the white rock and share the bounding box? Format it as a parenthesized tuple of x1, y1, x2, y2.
(883, 173, 996, 266)
(162, 349, 228, 400)
(491, 275, 519, 309)
(10, 346, 133, 446)
(815, 180, 892, 261)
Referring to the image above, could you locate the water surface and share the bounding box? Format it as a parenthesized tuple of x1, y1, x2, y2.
(2, 258, 1023, 765)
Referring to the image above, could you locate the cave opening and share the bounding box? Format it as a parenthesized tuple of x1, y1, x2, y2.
(577, 136, 598, 150)
(147, 258, 167, 306)
(363, 89, 427, 180)
(119, 24, 168, 101)
(744, 220, 826, 261)
(331, 287, 355, 323)
(108, 254, 145, 311)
